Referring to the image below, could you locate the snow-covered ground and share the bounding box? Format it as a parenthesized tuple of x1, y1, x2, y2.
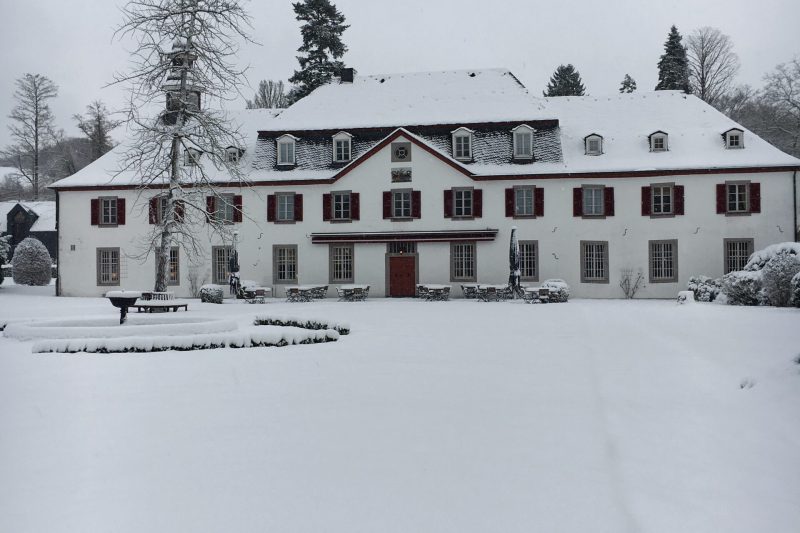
(1, 284, 798, 533)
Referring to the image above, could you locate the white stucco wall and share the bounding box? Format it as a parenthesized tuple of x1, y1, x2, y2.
(57, 134, 797, 298)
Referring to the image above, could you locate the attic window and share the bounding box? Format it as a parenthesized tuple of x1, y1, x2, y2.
(226, 147, 243, 163)
(332, 132, 352, 163)
(725, 129, 744, 149)
(585, 134, 603, 156)
(184, 148, 202, 166)
(452, 128, 473, 161)
(650, 132, 668, 152)
(512, 125, 534, 160)
(277, 135, 297, 166)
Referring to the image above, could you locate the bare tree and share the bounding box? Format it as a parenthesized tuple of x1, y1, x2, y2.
(246, 80, 288, 109)
(74, 101, 121, 161)
(762, 57, 800, 157)
(1, 74, 59, 200)
(112, 0, 255, 292)
(687, 27, 740, 105)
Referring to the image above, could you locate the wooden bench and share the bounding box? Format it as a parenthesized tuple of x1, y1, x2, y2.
(135, 291, 188, 313)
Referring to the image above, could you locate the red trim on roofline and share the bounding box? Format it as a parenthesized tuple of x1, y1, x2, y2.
(257, 120, 560, 138)
(310, 229, 498, 244)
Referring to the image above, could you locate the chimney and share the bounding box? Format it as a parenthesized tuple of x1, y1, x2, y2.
(340, 68, 355, 83)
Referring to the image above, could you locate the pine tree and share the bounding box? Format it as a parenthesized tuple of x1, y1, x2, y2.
(655, 25, 690, 92)
(74, 101, 121, 161)
(543, 64, 586, 97)
(288, 0, 349, 103)
(619, 74, 637, 93)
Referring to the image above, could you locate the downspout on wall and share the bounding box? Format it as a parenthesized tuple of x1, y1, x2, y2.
(55, 190, 60, 296)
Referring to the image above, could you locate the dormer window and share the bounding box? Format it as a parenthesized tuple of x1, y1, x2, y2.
(184, 148, 202, 166)
(332, 132, 352, 163)
(226, 146, 244, 164)
(452, 127, 473, 161)
(277, 134, 297, 166)
(724, 128, 744, 149)
(649, 131, 668, 152)
(512, 125, 534, 160)
(584, 134, 603, 156)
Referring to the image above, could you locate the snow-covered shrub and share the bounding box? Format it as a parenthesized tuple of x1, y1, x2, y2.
(0, 235, 11, 286)
(721, 270, 762, 306)
(760, 250, 800, 307)
(742, 242, 800, 271)
(542, 279, 570, 302)
(199, 284, 224, 304)
(676, 290, 696, 304)
(11, 237, 52, 286)
(792, 272, 800, 308)
(687, 275, 721, 302)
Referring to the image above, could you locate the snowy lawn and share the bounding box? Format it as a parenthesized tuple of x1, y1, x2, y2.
(1, 284, 799, 533)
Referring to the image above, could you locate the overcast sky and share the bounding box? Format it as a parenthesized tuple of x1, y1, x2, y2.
(0, 0, 798, 147)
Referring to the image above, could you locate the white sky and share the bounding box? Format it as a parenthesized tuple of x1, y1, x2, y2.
(0, 0, 798, 147)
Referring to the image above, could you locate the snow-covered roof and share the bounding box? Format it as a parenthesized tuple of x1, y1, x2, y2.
(267, 68, 549, 131)
(0, 201, 56, 233)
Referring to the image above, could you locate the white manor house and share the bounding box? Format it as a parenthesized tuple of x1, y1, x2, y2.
(51, 68, 800, 298)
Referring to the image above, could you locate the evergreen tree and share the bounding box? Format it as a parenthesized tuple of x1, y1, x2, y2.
(74, 101, 121, 161)
(619, 74, 637, 93)
(543, 64, 586, 97)
(288, 0, 349, 103)
(11, 237, 52, 286)
(655, 25, 690, 92)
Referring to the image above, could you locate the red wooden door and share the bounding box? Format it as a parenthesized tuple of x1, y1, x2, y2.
(389, 256, 416, 297)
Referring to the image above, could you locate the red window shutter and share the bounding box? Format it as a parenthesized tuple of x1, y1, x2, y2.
(233, 195, 243, 222)
(474, 189, 483, 218)
(206, 196, 215, 222)
(412, 190, 421, 218)
(267, 194, 276, 221)
(90, 198, 99, 225)
(149, 197, 159, 224)
(716, 184, 726, 214)
(749, 182, 761, 213)
(604, 187, 615, 216)
(351, 193, 360, 220)
(117, 198, 126, 225)
(674, 185, 685, 215)
(505, 188, 514, 217)
(534, 187, 544, 217)
(382, 191, 391, 219)
(294, 193, 303, 221)
(322, 193, 332, 221)
(573, 188, 582, 217)
(174, 200, 185, 222)
(443, 189, 453, 218)
(641, 186, 652, 216)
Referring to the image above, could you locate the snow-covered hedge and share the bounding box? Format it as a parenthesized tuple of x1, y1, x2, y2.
(721, 270, 762, 306)
(761, 250, 800, 307)
(542, 279, 570, 303)
(199, 284, 224, 303)
(11, 237, 52, 286)
(4, 316, 237, 341)
(792, 271, 800, 308)
(0, 235, 11, 286)
(687, 275, 721, 302)
(32, 327, 340, 354)
(253, 316, 350, 335)
(720, 242, 800, 306)
(742, 242, 800, 271)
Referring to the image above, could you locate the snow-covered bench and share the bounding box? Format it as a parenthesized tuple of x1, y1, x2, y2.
(135, 291, 188, 313)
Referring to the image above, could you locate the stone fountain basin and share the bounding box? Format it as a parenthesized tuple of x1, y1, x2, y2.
(3, 316, 238, 341)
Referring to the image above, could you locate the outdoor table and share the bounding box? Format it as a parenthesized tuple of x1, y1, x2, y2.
(418, 284, 451, 301)
(476, 284, 512, 302)
(460, 283, 480, 299)
(241, 286, 272, 303)
(285, 285, 318, 302)
(522, 286, 556, 304)
(337, 284, 370, 301)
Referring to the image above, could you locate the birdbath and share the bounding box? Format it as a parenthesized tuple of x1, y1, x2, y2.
(105, 290, 142, 325)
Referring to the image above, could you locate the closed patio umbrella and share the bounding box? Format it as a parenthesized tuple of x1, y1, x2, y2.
(508, 226, 523, 298)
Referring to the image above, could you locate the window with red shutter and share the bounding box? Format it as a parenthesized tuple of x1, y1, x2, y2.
(716, 184, 726, 214)
(149, 197, 159, 224)
(175, 200, 185, 222)
(443, 190, 453, 218)
(411, 190, 421, 218)
(533, 188, 544, 217)
(90, 198, 99, 225)
(322, 193, 332, 221)
(206, 196, 215, 223)
(749, 183, 761, 213)
(351, 193, 360, 220)
(382, 191, 391, 219)
(604, 187, 615, 216)
(641, 186, 652, 216)
(117, 198, 126, 225)
(473, 189, 483, 218)
(233, 195, 243, 223)
(505, 188, 514, 217)
(573, 188, 583, 217)
(267, 195, 276, 221)
(294, 194, 303, 221)
(674, 185, 685, 215)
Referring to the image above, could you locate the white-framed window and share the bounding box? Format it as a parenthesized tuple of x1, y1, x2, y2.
(727, 183, 748, 213)
(515, 186, 534, 217)
(392, 189, 412, 218)
(649, 240, 677, 283)
(332, 191, 351, 220)
(277, 135, 297, 165)
(451, 242, 476, 282)
(273, 245, 298, 283)
(332, 132, 352, 163)
(215, 193, 236, 224)
(276, 193, 295, 222)
(585, 134, 603, 155)
(226, 147, 243, 164)
(580, 241, 608, 283)
(100, 197, 118, 225)
(652, 184, 673, 215)
(512, 125, 534, 160)
(329, 244, 354, 283)
(725, 129, 744, 149)
(519, 240, 538, 281)
(453, 188, 473, 217)
(724, 238, 753, 274)
(452, 128, 473, 160)
(168, 247, 180, 285)
(582, 186, 604, 216)
(184, 148, 201, 166)
(212, 246, 232, 284)
(650, 132, 668, 152)
(97, 247, 120, 286)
